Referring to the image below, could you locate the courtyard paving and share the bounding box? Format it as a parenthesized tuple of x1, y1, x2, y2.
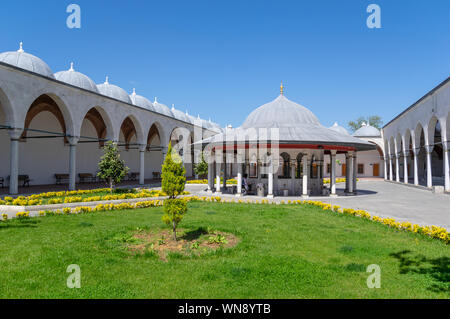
(186, 180, 450, 230)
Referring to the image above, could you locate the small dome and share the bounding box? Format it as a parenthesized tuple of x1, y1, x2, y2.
(185, 111, 198, 125)
(242, 95, 320, 129)
(0, 42, 54, 78)
(329, 122, 350, 135)
(171, 105, 190, 122)
(55, 63, 98, 93)
(130, 89, 155, 111)
(353, 122, 381, 137)
(97, 77, 132, 104)
(152, 97, 173, 117)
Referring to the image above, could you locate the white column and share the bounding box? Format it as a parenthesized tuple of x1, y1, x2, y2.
(302, 155, 309, 198)
(215, 162, 221, 193)
(443, 142, 449, 192)
(236, 163, 242, 196)
(68, 137, 79, 191)
(395, 153, 400, 182)
(348, 153, 354, 194)
(139, 145, 146, 185)
(8, 128, 22, 195)
(222, 158, 227, 190)
(345, 153, 350, 192)
(403, 151, 408, 184)
(290, 160, 296, 195)
(384, 156, 388, 180)
(413, 149, 419, 186)
(267, 158, 274, 198)
(425, 145, 433, 188)
(207, 162, 214, 192)
(330, 151, 337, 196)
(389, 155, 393, 181)
(353, 152, 357, 193)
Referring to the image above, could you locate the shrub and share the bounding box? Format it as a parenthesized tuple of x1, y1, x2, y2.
(161, 142, 187, 241)
(97, 141, 129, 193)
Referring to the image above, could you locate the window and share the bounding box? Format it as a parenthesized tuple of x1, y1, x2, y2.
(311, 163, 318, 179)
(279, 153, 291, 179)
(358, 164, 364, 175)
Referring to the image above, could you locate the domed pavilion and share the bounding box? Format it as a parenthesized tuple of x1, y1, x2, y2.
(198, 84, 375, 198)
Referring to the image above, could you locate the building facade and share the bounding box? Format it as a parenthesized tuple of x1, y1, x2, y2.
(0, 44, 221, 194)
(382, 78, 450, 192)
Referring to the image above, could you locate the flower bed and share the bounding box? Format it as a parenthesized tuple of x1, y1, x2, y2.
(0, 188, 188, 207)
(3, 195, 448, 244)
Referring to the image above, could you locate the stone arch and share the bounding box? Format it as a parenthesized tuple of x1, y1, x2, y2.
(414, 123, 425, 151)
(278, 152, 291, 178)
(80, 106, 115, 143)
(404, 129, 412, 152)
(428, 116, 444, 182)
(79, 106, 114, 147)
(22, 94, 74, 142)
(118, 114, 145, 148)
(427, 116, 440, 147)
(0, 87, 14, 126)
(147, 123, 161, 148)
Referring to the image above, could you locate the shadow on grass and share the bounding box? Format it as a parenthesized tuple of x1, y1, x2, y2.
(389, 250, 449, 293)
(180, 227, 209, 241)
(0, 218, 40, 230)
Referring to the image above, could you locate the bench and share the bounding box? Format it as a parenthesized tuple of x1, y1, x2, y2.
(55, 174, 70, 185)
(9, 175, 31, 187)
(127, 172, 139, 181)
(78, 173, 95, 183)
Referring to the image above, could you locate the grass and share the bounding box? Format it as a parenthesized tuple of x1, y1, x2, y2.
(0, 202, 448, 298)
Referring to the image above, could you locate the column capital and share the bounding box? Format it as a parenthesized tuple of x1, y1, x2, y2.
(425, 145, 434, 154)
(8, 127, 23, 140)
(330, 150, 337, 156)
(402, 150, 409, 157)
(67, 136, 80, 146)
(443, 141, 450, 152)
(138, 144, 147, 152)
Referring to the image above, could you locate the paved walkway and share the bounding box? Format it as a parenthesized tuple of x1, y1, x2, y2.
(186, 180, 450, 230)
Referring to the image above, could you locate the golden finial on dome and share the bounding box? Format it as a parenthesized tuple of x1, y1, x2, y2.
(280, 81, 284, 95)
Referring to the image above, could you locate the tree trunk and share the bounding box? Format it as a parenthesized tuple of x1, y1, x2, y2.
(173, 221, 177, 241)
(109, 179, 113, 194)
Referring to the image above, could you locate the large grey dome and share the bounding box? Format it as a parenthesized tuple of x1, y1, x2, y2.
(0, 43, 54, 78)
(152, 98, 173, 117)
(55, 63, 98, 93)
(242, 95, 320, 129)
(97, 77, 132, 104)
(130, 89, 155, 111)
(353, 123, 381, 137)
(171, 106, 190, 122)
(329, 122, 350, 135)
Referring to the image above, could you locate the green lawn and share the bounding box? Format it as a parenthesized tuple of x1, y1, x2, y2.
(0, 202, 448, 298)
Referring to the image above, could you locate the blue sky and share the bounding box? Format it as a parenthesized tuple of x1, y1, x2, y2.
(1, 0, 449, 129)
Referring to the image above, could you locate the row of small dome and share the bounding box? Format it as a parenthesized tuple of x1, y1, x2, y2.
(0, 43, 223, 132)
(329, 122, 381, 138)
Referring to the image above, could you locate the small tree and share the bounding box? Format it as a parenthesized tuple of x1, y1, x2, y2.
(97, 141, 129, 193)
(348, 115, 383, 132)
(194, 153, 208, 178)
(161, 143, 187, 241)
